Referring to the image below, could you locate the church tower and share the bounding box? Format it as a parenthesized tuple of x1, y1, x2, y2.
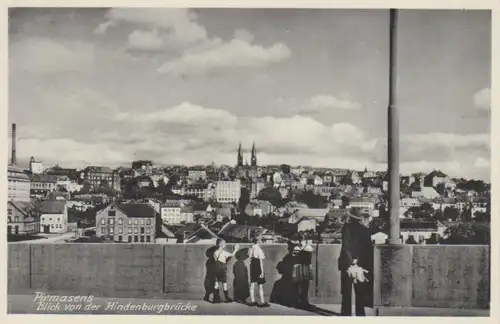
(251, 142, 257, 167)
(237, 142, 243, 167)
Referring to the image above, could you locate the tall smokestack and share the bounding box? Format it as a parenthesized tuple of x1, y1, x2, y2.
(11, 123, 17, 165)
(387, 9, 400, 244)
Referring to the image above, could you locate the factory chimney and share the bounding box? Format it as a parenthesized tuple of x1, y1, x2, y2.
(11, 123, 17, 166)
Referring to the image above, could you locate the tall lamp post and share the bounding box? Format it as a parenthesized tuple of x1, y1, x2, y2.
(387, 8, 400, 245)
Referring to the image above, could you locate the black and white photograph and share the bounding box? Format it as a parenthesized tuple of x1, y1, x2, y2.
(6, 5, 493, 317)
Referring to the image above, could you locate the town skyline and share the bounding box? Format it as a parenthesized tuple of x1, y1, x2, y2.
(9, 8, 491, 181)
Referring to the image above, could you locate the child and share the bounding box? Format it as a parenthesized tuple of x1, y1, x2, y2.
(292, 234, 314, 308)
(213, 239, 239, 303)
(248, 237, 270, 307)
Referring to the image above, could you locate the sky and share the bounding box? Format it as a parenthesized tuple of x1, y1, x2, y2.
(8, 8, 491, 180)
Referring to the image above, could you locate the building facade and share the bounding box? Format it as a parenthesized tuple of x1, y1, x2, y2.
(7, 201, 40, 235)
(215, 180, 241, 203)
(80, 166, 117, 191)
(40, 200, 68, 234)
(8, 165, 31, 202)
(96, 203, 156, 243)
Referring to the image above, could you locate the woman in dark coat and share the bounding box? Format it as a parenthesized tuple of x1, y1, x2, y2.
(291, 233, 314, 308)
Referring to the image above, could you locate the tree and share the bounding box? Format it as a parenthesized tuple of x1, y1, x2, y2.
(280, 164, 291, 174)
(238, 187, 250, 214)
(443, 206, 460, 222)
(257, 187, 285, 208)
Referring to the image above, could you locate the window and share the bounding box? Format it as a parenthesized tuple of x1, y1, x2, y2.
(7, 217, 12, 223)
(14, 216, 19, 223)
(146, 219, 151, 225)
(128, 219, 132, 225)
(101, 219, 105, 225)
(118, 227, 123, 234)
(140, 219, 145, 225)
(134, 236, 138, 242)
(141, 227, 145, 234)
(8, 208, 12, 215)
(108, 211, 116, 216)
(134, 219, 139, 225)
(128, 227, 132, 234)
(108, 218, 114, 225)
(118, 218, 123, 225)
(140, 236, 145, 243)
(128, 236, 132, 243)
(109, 228, 114, 234)
(146, 228, 152, 234)
(101, 227, 106, 234)
(146, 236, 151, 243)
(15, 226, 19, 235)
(118, 235, 122, 242)
(134, 228, 139, 234)
(51, 224, 54, 228)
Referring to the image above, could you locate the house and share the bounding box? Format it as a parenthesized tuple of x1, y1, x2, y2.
(96, 203, 157, 243)
(371, 232, 388, 244)
(187, 170, 207, 182)
(80, 166, 117, 191)
(245, 202, 263, 217)
(313, 175, 324, 186)
(411, 187, 441, 199)
(296, 218, 317, 232)
(250, 180, 266, 199)
(331, 169, 349, 184)
(400, 220, 446, 244)
(40, 200, 68, 234)
(7, 201, 40, 236)
(218, 224, 267, 242)
(184, 224, 220, 244)
(161, 201, 194, 225)
(255, 200, 274, 215)
(136, 176, 152, 188)
(424, 170, 448, 188)
(288, 207, 329, 224)
(349, 197, 377, 216)
(183, 183, 210, 200)
(30, 174, 57, 194)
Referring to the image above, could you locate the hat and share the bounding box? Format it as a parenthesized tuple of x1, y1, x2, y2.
(348, 207, 371, 220)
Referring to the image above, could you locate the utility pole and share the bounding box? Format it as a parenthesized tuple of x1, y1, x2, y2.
(387, 8, 401, 244)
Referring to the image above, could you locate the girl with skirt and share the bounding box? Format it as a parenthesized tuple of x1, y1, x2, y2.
(213, 239, 239, 303)
(291, 234, 314, 308)
(248, 237, 270, 307)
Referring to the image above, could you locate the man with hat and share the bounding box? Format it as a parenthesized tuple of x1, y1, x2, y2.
(337, 207, 374, 316)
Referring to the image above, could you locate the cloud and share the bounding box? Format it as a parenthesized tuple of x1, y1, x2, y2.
(158, 37, 291, 76)
(95, 9, 291, 75)
(474, 87, 490, 110)
(9, 37, 95, 73)
(474, 156, 490, 169)
(300, 95, 362, 113)
(127, 29, 164, 51)
(99, 8, 208, 45)
(94, 21, 115, 35)
(11, 85, 489, 180)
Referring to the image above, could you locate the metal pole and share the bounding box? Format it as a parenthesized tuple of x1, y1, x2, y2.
(388, 9, 400, 244)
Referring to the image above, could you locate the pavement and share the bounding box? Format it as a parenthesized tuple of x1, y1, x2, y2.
(7, 294, 489, 316)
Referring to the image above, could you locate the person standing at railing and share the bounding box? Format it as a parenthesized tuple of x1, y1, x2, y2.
(213, 239, 239, 303)
(338, 208, 374, 316)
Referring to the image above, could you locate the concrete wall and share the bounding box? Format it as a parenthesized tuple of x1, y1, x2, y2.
(8, 243, 490, 309)
(374, 245, 490, 309)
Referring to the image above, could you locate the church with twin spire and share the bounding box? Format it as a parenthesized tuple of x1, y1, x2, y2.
(236, 142, 258, 179)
